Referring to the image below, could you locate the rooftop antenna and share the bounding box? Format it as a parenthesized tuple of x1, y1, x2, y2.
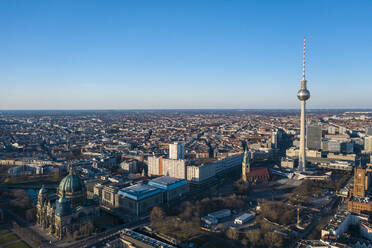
(302, 36, 306, 82)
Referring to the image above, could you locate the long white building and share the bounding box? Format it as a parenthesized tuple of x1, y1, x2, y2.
(147, 156, 186, 179)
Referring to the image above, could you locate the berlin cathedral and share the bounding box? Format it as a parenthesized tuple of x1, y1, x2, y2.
(36, 166, 100, 239)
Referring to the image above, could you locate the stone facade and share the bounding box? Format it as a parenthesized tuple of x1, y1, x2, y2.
(36, 168, 100, 240)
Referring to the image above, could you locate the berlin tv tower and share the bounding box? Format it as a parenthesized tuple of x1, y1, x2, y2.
(297, 37, 310, 172)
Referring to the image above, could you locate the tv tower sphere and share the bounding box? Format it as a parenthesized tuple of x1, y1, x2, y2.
(297, 88, 310, 101)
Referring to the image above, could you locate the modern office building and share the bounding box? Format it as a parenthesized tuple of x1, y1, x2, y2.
(186, 163, 216, 185)
(118, 184, 163, 217)
(297, 37, 310, 172)
(307, 124, 322, 150)
(187, 154, 243, 192)
(148, 176, 189, 205)
(169, 142, 184, 160)
(118, 176, 189, 216)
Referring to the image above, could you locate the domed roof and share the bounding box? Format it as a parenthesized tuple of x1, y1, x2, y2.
(58, 166, 85, 194)
(55, 194, 71, 217)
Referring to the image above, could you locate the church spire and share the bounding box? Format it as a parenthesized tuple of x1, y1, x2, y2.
(242, 146, 250, 182)
(243, 147, 248, 165)
(242, 147, 247, 182)
(246, 149, 251, 173)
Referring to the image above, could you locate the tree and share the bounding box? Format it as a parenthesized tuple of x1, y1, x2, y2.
(150, 206, 165, 226)
(226, 227, 239, 240)
(241, 239, 249, 247)
(234, 179, 251, 195)
(263, 232, 284, 248)
(260, 201, 295, 225)
(245, 229, 261, 247)
(178, 201, 194, 221)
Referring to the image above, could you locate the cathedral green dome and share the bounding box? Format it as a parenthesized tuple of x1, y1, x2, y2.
(58, 168, 85, 194)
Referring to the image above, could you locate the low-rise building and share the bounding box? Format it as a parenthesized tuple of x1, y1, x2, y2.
(101, 185, 120, 209)
(321, 209, 366, 239)
(360, 221, 372, 241)
(201, 209, 231, 225)
(281, 157, 297, 169)
(296, 239, 347, 248)
(347, 197, 372, 214)
(104, 229, 177, 248)
(318, 161, 353, 171)
(120, 160, 138, 174)
(327, 153, 356, 162)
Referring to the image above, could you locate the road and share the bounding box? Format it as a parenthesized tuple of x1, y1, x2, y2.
(68, 220, 150, 248)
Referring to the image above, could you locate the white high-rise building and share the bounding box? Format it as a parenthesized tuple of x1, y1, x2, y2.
(297, 37, 310, 172)
(271, 131, 278, 149)
(169, 142, 184, 160)
(365, 136, 372, 153)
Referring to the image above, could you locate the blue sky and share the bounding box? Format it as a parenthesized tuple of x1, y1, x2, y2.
(1, 0, 372, 109)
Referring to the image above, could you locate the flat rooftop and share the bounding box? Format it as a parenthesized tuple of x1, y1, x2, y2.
(150, 176, 183, 185)
(149, 176, 187, 190)
(119, 184, 163, 200)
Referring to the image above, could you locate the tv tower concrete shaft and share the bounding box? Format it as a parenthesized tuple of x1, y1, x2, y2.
(297, 37, 310, 172)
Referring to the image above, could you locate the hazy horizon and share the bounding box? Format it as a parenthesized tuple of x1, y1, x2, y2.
(2, 108, 372, 112)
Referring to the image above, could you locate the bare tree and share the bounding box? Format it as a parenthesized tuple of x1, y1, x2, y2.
(226, 228, 239, 240)
(245, 229, 261, 247)
(150, 206, 165, 223)
(264, 232, 284, 248)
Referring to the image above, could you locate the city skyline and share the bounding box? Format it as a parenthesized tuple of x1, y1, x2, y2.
(1, 1, 372, 110)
